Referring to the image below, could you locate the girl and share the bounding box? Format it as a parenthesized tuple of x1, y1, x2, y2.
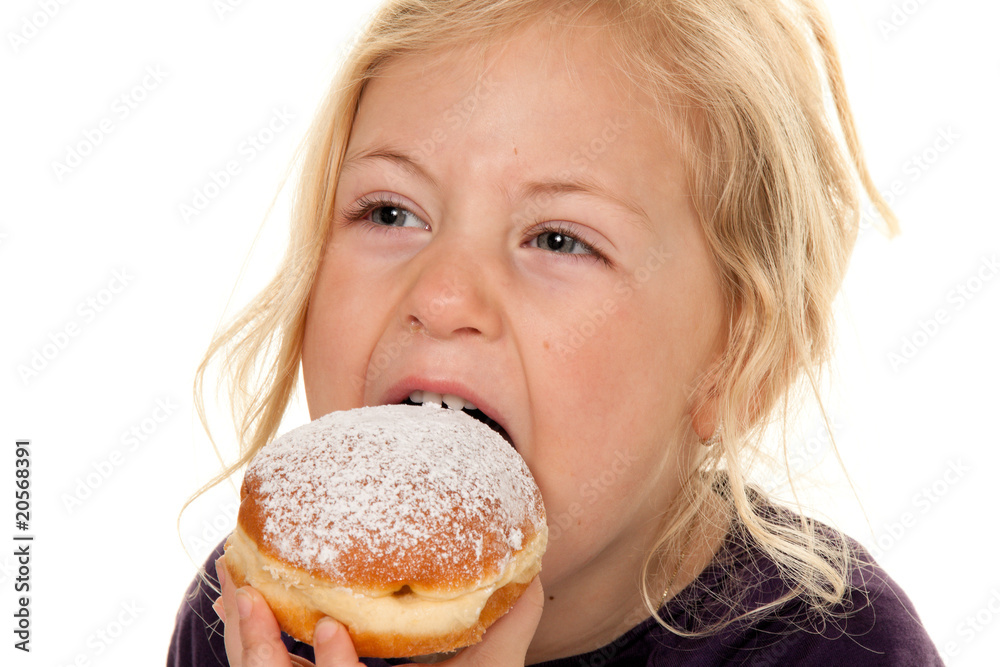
(169, 0, 944, 664)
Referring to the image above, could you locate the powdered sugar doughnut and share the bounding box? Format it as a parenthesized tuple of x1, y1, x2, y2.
(223, 403, 547, 658)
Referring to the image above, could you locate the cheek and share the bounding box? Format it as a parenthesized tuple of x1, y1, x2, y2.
(525, 270, 719, 541)
(527, 298, 673, 493)
(301, 250, 387, 415)
(534, 283, 695, 432)
(534, 424, 665, 582)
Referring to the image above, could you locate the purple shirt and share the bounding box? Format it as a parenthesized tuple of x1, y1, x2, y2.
(168, 520, 944, 666)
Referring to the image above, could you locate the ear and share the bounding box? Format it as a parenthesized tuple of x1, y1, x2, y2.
(688, 371, 720, 444)
(689, 395, 718, 444)
(689, 308, 731, 444)
(691, 378, 771, 445)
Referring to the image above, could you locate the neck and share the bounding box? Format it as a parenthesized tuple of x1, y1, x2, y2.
(524, 497, 729, 664)
(525, 548, 650, 663)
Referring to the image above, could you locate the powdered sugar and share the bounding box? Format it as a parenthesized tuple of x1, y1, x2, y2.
(244, 404, 544, 586)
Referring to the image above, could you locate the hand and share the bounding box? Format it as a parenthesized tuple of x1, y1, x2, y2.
(214, 556, 544, 667)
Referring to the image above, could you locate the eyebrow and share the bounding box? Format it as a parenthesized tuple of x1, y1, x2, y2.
(340, 145, 652, 231)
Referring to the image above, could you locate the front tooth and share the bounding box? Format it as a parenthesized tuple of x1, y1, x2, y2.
(464, 401, 476, 411)
(409, 390, 424, 404)
(442, 394, 465, 411)
(421, 391, 443, 406)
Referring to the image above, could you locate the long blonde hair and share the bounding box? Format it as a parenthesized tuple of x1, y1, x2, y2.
(187, 0, 897, 637)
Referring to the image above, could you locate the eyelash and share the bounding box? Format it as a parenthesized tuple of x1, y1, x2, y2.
(341, 193, 420, 228)
(526, 223, 611, 266)
(340, 195, 611, 266)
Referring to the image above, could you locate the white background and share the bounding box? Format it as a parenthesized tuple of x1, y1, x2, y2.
(1, 0, 997, 665)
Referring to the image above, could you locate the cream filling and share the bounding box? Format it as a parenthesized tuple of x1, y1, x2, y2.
(226, 524, 547, 638)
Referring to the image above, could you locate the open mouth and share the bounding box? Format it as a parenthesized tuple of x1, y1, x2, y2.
(400, 394, 514, 448)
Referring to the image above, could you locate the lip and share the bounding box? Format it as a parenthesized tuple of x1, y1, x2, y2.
(379, 376, 514, 446)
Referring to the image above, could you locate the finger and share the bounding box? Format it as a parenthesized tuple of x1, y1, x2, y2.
(312, 617, 365, 666)
(236, 585, 296, 667)
(213, 595, 226, 623)
(453, 577, 544, 666)
(218, 556, 246, 667)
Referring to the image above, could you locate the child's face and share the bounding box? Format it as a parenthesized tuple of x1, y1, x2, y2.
(302, 20, 725, 606)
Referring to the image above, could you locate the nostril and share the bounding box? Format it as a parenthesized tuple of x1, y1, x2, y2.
(407, 316, 424, 334)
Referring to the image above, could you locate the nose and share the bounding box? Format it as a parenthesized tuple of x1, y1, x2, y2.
(400, 239, 503, 342)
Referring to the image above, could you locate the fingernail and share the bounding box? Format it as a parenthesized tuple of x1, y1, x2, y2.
(213, 597, 226, 622)
(215, 557, 226, 587)
(314, 617, 337, 644)
(236, 588, 252, 619)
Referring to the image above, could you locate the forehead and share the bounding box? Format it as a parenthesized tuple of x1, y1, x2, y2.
(344, 19, 687, 219)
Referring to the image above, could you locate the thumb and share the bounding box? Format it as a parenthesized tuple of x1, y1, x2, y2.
(452, 578, 544, 667)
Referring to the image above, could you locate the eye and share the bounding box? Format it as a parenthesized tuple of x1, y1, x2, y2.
(528, 224, 609, 265)
(343, 194, 428, 230)
(534, 229, 587, 254)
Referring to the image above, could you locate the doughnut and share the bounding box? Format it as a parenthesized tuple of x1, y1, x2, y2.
(223, 403, 547, 658)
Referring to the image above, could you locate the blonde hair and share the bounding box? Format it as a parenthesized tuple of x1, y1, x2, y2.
(188, 0, 897, 638)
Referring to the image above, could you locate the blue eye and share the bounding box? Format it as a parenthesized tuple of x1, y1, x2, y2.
(533, 229, 590, 255)
(369, 204, 423, 228)
(344, 195, 427, 229)
(530, 224, 610, 261)
(341, 198, 611, 265)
